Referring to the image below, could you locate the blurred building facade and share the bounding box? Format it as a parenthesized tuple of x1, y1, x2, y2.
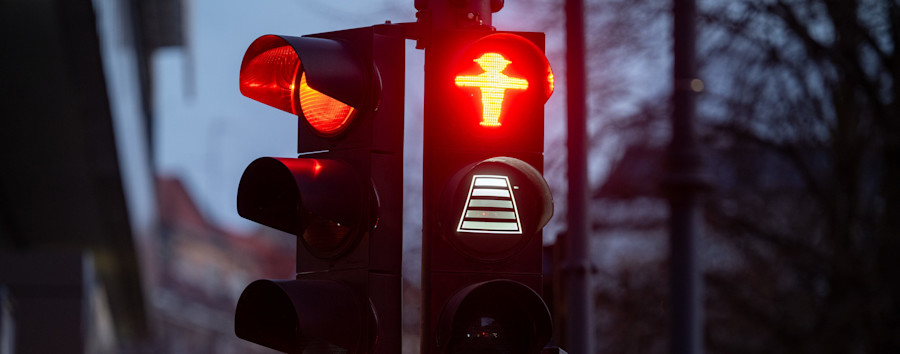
(0, 0, 298, 352)
(1, 0, 151, 351)
(143, 176, 293, 353)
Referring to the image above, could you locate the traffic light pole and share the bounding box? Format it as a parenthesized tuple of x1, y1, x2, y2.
(563, 1, 592, 353)
(666, 0, 705, 353)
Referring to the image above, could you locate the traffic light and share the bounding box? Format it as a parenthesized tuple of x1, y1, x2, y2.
(422, 30, 555, 353)
(233, 24, 405, 353)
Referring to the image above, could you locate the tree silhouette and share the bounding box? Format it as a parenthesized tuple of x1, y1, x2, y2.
(588, 0, 900, 352)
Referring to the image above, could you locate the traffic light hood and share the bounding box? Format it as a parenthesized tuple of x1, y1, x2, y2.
(240, 34, 370, 136)
(235, 279, 369, 353)
(237, 157, 368, 259)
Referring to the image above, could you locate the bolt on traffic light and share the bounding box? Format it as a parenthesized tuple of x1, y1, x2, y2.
(422, 30, 555, 354)
(233, 24, 405, 354)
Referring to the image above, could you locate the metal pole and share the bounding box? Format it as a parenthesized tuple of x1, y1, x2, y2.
(667, 0, 704, 352)
(564, 0, 592, 352)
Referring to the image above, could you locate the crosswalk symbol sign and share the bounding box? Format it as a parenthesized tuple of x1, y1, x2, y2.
(456, 175, 523, 234)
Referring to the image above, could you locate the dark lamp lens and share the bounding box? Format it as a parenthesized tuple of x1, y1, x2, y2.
(448, 315, 516, 354)
(301, 210, 352, 254)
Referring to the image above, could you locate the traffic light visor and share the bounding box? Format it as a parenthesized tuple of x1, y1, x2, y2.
(237, 157, 368, 259)
(240, 35, 363, 136)
(235, 279, 368, 353)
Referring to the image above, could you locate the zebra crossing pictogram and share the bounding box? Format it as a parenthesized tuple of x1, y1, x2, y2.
(456, 175, 522, 234)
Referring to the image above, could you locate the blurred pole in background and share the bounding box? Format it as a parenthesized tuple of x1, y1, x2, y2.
(564, 0, 592, 352)
(666, 0, 705, 352)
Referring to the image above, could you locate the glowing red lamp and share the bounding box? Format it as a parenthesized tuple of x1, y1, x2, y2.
(240, 35, 357, 137)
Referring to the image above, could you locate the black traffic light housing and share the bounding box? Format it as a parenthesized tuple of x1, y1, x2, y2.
(422, 29, 555, 354)
(232, 8, 557, 353)
(234, 24, 404, 353)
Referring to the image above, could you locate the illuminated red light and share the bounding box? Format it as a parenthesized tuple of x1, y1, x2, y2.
(239, 44, 300, 115)
(547, 69, 554, 97)
(280, 158, 327, 179)
(240, 36, 356, 136)
(298, 71, 356, 136)
(312, 159, 323, 177)
(455, 53, 528, 127)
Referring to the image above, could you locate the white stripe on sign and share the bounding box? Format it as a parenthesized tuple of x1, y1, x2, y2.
(461, 221, 520, 231)
(464, 210, 517, 220)
(472, 188, 510, 198)
(468, 199, 514, 208)
(474, 178, 508, 187)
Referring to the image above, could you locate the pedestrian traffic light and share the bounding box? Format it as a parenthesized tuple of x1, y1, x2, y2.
(233, 24, 405, 353)
(422, 30, 555, 353)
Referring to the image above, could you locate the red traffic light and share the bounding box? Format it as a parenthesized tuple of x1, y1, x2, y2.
(455, 52, 529, 128)
(234, 26, 406, 354)
(240, 35, 369, 137)
(451, 33, 553, 130)
(297, 71, 356, 136)
(423, 29, 553, 354)
(425, 31, 551, 155)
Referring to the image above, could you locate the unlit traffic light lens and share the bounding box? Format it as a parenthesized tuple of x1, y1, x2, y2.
(301, 207, 353, 254)
(438, 280, 551, 354)
(237, 157, 365, 259)
(448, 315, 519, 354)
